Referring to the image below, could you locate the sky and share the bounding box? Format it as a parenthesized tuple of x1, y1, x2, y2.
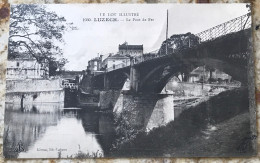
(46, 4, 249, 71)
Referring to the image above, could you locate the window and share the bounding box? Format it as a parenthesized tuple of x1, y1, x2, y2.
(16, 62, 19, 67)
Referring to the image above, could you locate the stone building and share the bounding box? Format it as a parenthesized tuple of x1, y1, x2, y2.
(102, 53, 130, 72)
(118, 42, 143, 57)
(100, 42, 143, 72)
(6, 58, 49, 80)
(87, 42, 143, 73)
(59, 71, 83, 89)
(87, 55, 103, 75)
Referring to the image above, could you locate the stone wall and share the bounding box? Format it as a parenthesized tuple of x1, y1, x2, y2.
(180, 82, 211, 96)
(5, 90, 64, 103)
(146, 95, 174, 131)
(79, 74, 93, 93)
(116, 93, 174, 131)
(113, 93, 124, 114)
(99, 90, 121, 110)
(164, 79, 211, 96)
(121, 94, 158, 129)
(6, 78, 62, 92)
(5, 78, 64, 103)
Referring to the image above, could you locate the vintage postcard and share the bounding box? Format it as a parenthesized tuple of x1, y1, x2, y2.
(3, 4, 256, 158)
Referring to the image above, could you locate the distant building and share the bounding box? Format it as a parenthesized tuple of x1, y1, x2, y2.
(6, 58, 49, 80)
(188, 66, 231, 83)
(62, 78, 78, 89)
(87, 42, 143, 73)
(58, 71, 83, 89)
(100, 42, 143, 72)
(118, 42, 143, 57)
(102, 53, 130, 72)
(188, 67, 209, 83)
(87, 55, 103, 75)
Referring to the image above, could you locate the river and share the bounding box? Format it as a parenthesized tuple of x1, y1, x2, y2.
(3, 85, 244, 158)
(3, 103, 115, 158)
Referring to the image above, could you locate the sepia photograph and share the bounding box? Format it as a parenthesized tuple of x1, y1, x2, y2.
(3, 4, 256, 158)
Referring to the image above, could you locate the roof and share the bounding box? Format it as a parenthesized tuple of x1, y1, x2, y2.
(89, 57, 102, 62)
(190, 67, 208, 75)
(119, 44, 143, 50)
(107, 54, 130, 59)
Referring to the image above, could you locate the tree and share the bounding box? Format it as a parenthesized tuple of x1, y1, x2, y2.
(159, 32, 200, 55)
(8, 4, 76, 76)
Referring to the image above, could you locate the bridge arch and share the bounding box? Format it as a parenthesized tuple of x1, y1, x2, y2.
(139, 65, 166, 89)
(106, 70, 130, 89)
(138, 57, 246, 93)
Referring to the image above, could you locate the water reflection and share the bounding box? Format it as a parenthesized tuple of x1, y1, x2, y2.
(79, 111, 115, 156)
(4, 103, 115, 158)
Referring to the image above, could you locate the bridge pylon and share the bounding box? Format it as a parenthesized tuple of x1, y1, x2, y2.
(130, 59, 140, 92)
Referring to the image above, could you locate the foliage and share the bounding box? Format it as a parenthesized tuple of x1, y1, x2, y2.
(74, 150, 103, 158)
(159, 32, 200, 55)
(111, 112, 142, 150)
(8, 4, 76, 76)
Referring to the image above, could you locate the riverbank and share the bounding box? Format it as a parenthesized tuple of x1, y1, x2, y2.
(165, 112, 254, 157)
(110, 88, 252, 157)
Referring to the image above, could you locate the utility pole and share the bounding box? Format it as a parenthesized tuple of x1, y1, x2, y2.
(166, 10, 168, 56)
(163, 10, 169, 93)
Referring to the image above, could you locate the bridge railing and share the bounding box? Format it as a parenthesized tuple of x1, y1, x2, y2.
(106, 67, 114, 72)
(103, 13, 251, 72)
(115, 63, 127, 69)
(135, 52, 161, 64)
(134, 13, 251, 65)
(196, 13, 251, 43)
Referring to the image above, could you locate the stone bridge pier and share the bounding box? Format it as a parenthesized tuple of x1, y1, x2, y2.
(113, 92, 175, 132)
(112, 80, 175, 132)
(130, 60, 140, 92)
